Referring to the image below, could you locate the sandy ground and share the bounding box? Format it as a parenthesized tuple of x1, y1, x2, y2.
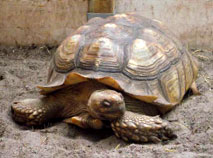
(0, 46, 212, 158)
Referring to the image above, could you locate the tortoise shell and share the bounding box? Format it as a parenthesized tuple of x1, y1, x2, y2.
(38, 13, 198, 112)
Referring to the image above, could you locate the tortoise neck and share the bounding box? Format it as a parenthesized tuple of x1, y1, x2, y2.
(54, 80, 108, 118)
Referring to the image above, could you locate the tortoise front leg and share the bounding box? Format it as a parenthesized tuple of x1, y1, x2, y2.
(64, 113, 104, 129)
(111, 111, 176, 143)
(11, 98, 63, 126)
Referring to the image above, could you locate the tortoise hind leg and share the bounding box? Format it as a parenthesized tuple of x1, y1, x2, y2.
(111, 111, 176, 143)
(11, 97, 63, 126)
(64, 113, 104, 129)
(190, 81, 201, 95)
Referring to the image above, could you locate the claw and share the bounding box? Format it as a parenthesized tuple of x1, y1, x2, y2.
(149, 136, 161, 143)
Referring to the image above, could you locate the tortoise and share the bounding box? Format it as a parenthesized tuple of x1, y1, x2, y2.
(11, 13, 199, 143)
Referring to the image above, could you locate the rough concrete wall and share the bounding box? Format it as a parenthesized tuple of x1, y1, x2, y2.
(1, 0, 212, 50)
(0, 0, 88, 46)
(115, 0, 213, 50)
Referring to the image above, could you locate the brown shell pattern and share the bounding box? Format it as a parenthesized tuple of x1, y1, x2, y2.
(42, 13, 198, 111)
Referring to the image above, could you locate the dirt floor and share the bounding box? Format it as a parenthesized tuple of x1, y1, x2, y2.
(0, 46, 212, 158)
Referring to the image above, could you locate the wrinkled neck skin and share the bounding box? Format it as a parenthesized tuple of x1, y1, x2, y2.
(52, 80, 108, 118)
(47, 80, 126, 120)
(48, 80, 159, 120)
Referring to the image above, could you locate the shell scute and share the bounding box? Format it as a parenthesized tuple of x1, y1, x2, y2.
(54, 34, 84, 72)
(78, 37, 123, 72)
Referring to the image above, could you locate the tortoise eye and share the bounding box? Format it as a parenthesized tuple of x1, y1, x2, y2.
(101, 100, 112, 107)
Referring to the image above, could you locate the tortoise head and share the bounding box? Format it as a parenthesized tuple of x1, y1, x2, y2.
(88, 89, 126, 120)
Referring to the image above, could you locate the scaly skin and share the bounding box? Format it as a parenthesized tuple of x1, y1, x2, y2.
(12, 98, 63, 126)
(111, 111, 175, 143)
(11, 81, 176, 143)
(11, 81, 106, 126)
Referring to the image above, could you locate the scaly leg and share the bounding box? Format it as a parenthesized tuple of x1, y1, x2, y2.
(11, 98, 63, 126)
(111, 111, 176, 143)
